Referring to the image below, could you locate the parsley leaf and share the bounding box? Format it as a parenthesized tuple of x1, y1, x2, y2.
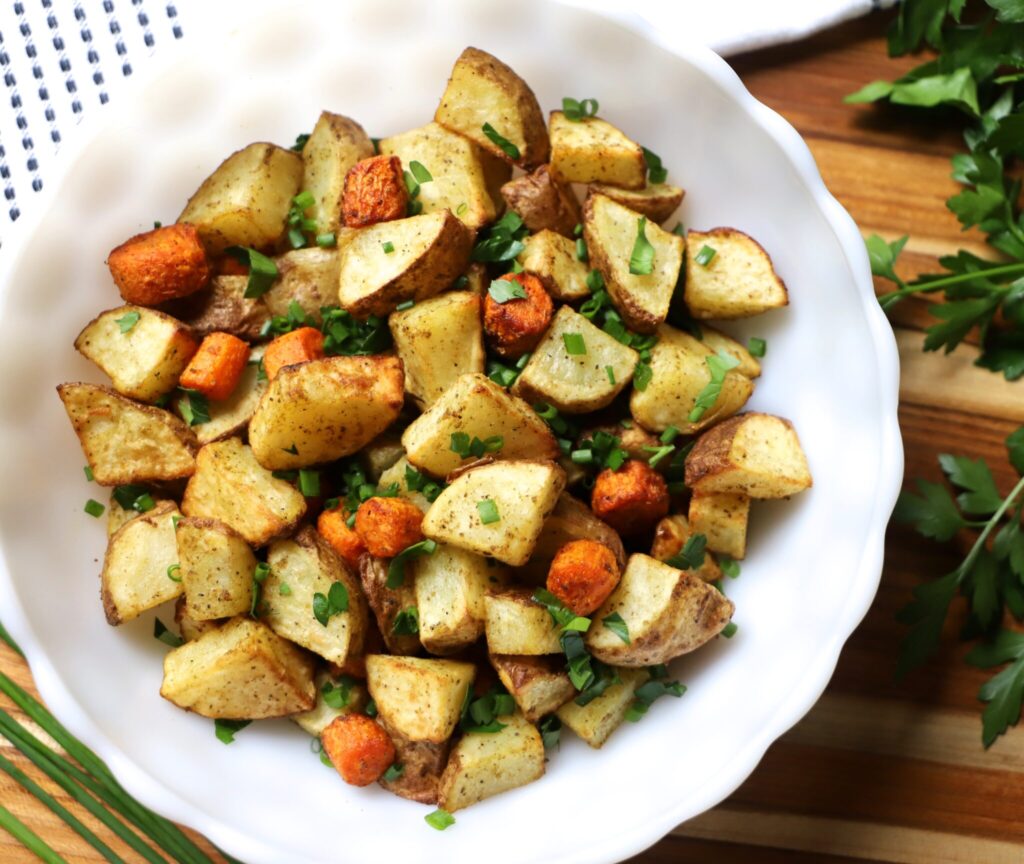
(214, 719, 251, 745)
(488, 278, 527, 303)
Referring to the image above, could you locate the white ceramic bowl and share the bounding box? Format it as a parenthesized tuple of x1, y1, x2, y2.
(0, 2, 901, 862)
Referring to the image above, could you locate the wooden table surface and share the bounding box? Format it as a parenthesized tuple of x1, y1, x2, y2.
(3, 10, 1021, 863)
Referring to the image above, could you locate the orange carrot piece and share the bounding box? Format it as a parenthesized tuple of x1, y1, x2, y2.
(318, 508, 366, 571)
(178, 332, 251, 401)
(263, 327, 325, 380)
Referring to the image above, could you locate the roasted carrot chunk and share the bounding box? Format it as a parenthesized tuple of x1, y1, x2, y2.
(321, 714, 396, 787)
(263, 327, 325, 380)
(318, 507, 367, 571)
(178, 332, 251, 401)
(547, 539, 621, 616)
(343, 155, 408, 228)
(354, 497, 424, 558)
(107, 223, 210, 306)
(591, 459, 670, 538)
(483, 271, 553, 358)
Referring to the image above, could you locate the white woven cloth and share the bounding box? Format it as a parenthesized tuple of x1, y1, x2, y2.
(0, 0, 894, 248)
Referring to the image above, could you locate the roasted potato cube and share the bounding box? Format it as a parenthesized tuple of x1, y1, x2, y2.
(549, 112, 645, 190)
(688, 492, 751, 559)
(511, 305, 637, 414)
(517, 229, 591, 302)
(178, 142, 303, 253)
(248, 355, 404, 470)
(501, 165, 581, 237)
(484, 588, 562, 655)
(462, 262, 488, 295)
(518, 492, 626, 584)
(414, 543, 499, 655)
(402, 373, 559, 477)
(389, 291, 485, 407)
(187, 345, 266, 446)
(684, 228, 788, 319)
(684, 412, 812, 499)
(160, 617, 315, 718)
(359, 555, 422, 656)
(588, 182, 685, 224)
(107, 224, 210, 306)
(490, 654, 576, 722)
(262, 527, 367, 667)
(379, 122, 509, 229)
(585, 554, 734, 666)
(650, 514, 723, 582)
(556, 668, 646, 748)
(176, 517, 256, 620)
(378, 456, 434, 513)
(382, 738, 450, 804)
(423, 460, 565, 566)
(58, 383, 197, 486)
(164, 274, 270, 342)
(360, 435, 406, 482)
(302, 111, 374, 236)
(584, 193, 684, 333)
(629, 325, 753, 435)
(483, 272, 553, 358)
(337, 210, 474, 317)
(292, 669, 368, 737)
(437, 710, 544, 812)
(174, 596, 222, 642)
(434, 47, 549, 169)
(366, 655, 476, 742)
(264, 247, 343, 324)
(75, 306, 197, 402)
(100, 501, 183, 625)
(343, 155, 409, 228)
(698, 325, 762, 378)
(181, 437, 306, 546)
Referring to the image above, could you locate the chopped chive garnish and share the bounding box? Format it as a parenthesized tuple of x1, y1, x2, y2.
(672, 222, 685, 236)
(214, 718, 250, 744)
(602, 612, 631, 644)
(292, 132, 310, 151)
(660, 426, 680, 444)
(571, 449, 595, 465)
(488, 279, 527, 303)
(313, 581, 349, 626)
(482, 122, 520, 160)
(605, 365, 616, 385)
(279, 582, 292, 596)
(576, 237, 588, 262)
(641, 146, 668, 184)
(298, 469, 320, 498)
(166, 564, 182, 583)
(115, 311, 140, 333)
(562, 97, 599, 121)
(477, 499, 500, 524)
(226, 246, 279, 299)
(83, 466, 94, 482)
(83, 499, 105, 518)
(629, 217, 655, 276)
(408, 161, 433, 184)
(563, 333, 587, 355)
(382, 241, 395, 254)
(688, 350, 741, 423)
(748, 337, 767, 358)
(695, 244, 717, 267)
(153, 617, 183, 648)
(293, 190, 315, 211)
(383, 763, 405, 782)
(425, 808, 455, 831)
(316, 232, 336, 248)
(391, 607, 419, 636)
(644, 444, 675, 468)
(386, 539, 437, 588)
(456, 202, 468, 216)
(722, 622, 738, 639)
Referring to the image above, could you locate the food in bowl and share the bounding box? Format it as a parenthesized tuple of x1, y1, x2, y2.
(58, 46, 811, 823)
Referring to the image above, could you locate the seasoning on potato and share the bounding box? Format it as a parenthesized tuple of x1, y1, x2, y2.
(59, 43, 813, 821)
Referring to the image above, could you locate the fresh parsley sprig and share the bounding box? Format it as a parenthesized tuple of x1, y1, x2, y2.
(849, 0, 1024, 379)
(894, 427, 1024, 745)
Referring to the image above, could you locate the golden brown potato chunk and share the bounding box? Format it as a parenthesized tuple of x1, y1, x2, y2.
(501, 165, 581, 237)
(587, 182, 685, 224)
(684, 228, 788, 319)
(434, 47, 550, 169)
(549, 112, 646, 190)
(107, 224, 210, 306)
(343, 155, 409, 228)
(688, 492, 751, 559)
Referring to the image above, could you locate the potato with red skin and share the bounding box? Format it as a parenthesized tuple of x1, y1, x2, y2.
(547, 539, 621, 616)
(483, 272, 553, 358)
(355, 497, 425, 558)
(317, 507, 366, 570)
(591, 459, 669, 538)
(321, 714, 396, 787)
(343, 155, 409, 228)
(108, 224, 210, 306)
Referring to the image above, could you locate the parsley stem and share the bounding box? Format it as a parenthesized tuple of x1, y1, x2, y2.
(959, 474, 1024, 580)
(0, 804, 64, 864)
(878, 262, 1024, 308)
